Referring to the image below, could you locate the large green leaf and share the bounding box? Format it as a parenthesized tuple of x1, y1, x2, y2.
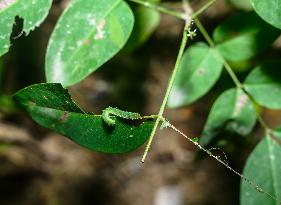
(200, 88, 256, 146)
(45, 0, 134, 87)
(0, 0, 52, 56)
(240, 130, 281, 205)
(14, 83, 155, 153)
(252, 0, 281, 30)
(213, 12, 280, 61)
(167, 42, 223, 108)
(123, 6, 160, 52)
(244, 61, 281, 109)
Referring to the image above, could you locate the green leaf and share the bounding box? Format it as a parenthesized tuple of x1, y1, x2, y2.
(240, 130, 281, 205)
(228, 0, 252, 11)
(167, 42, 223, 108)
(244, 61, 281, 109)
(123, 6, 160, 52)
(14, 83, 155, 153)
(200, 88, 256, 146)
(252, 0, 281, 30)
(45, 0, 134, 87)
(0, 0, 52, 56)
(213, 12, 280, 61)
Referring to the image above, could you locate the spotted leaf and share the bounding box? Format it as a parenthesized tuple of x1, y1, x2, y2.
(45, 0, 134, 87)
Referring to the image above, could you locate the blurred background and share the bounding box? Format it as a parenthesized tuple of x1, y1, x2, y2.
(0, 0, 281, 204)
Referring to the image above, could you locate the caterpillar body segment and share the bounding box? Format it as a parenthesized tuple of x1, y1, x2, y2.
(102, 106, 141, 126)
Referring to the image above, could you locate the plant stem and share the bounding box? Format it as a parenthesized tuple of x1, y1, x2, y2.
(128, 0, 185, 20)
(245, 90, 273, 132)
(132, 0, 272, 157)
(257, 112, 270, 131)
(168, 122, 281, 204)
(141, 22, 189, 163)
(222, 59, 244, 89)
(192, 0, 217, 18)
(193, 18, 214, 47)
(128, 0, 217, 21)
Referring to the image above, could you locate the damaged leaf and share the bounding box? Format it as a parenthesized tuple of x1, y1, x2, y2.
(0, 0, 52, 56)
(14, 83, 155, 153)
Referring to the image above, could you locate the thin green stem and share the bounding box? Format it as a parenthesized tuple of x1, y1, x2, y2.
(257, 112, 271, 131)
(223, 59, 244, 89)
(128, 0, 185, 20)
(244, 90, 273, 131)
(194, 18, 215, 47)
(191, 0, 217, 18)
(131, 0, 272, 156)
(128, 0, 217, 21)
(141, 22, 189, 163)
(168, 123, 281, 204)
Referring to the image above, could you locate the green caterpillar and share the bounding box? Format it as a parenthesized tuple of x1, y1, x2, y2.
(102, 106, 141, 126)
